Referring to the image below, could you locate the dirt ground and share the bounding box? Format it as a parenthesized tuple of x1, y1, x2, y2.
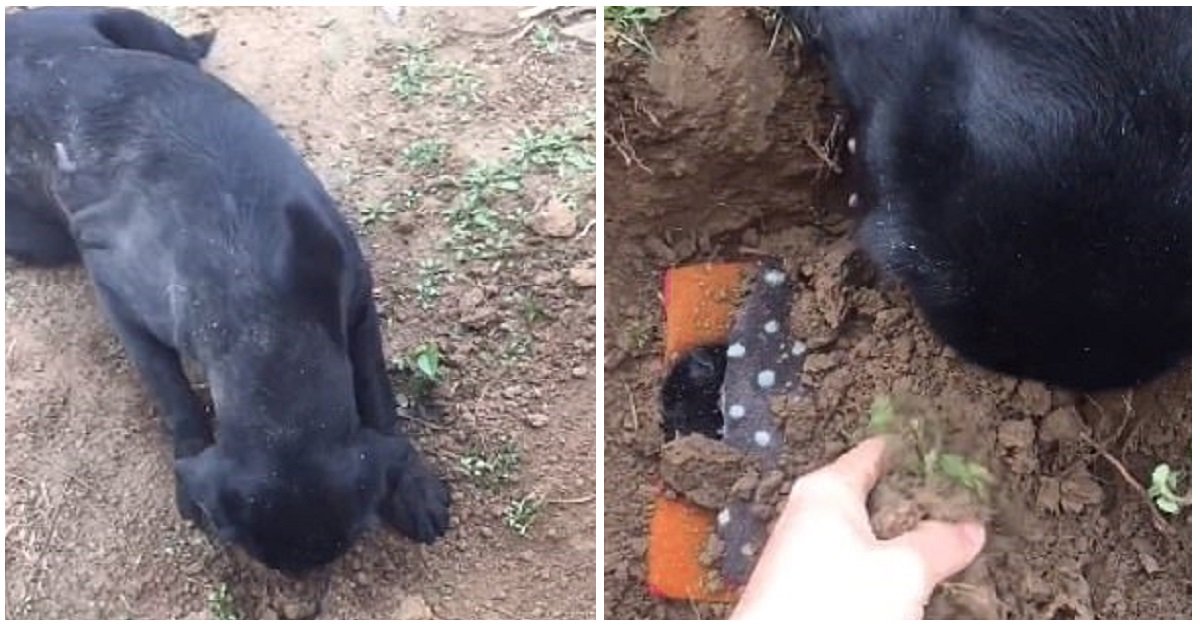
(603, 7, 1191, 620)
(6, 7, 596, 619)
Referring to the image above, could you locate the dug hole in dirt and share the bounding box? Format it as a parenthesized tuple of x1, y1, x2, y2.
(6, 7, 596, 619)
(603, 7, 1191, 620)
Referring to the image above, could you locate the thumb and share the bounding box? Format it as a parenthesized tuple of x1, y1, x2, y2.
(887, 519, 987, 588)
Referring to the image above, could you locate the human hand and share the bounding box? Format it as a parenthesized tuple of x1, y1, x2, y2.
(731, 437, 987, 620)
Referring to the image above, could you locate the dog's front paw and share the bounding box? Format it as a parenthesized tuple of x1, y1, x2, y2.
(382, 467, 451, 543)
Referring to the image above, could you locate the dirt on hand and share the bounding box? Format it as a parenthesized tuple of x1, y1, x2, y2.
(603, 7, 1191, 620)
(6, 6, 596, 619)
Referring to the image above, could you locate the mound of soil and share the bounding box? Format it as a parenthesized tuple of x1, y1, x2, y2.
(6, 7, 595, 619)
(603, 7, 1191, 620)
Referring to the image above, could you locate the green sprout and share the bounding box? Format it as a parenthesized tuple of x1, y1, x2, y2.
(1148, 464, 1189, 515)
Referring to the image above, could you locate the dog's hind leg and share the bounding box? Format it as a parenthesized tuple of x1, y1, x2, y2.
(91, 8, 216, 64)
(5, 182, 80, 267)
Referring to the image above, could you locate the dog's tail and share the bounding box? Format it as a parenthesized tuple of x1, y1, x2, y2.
(92, 8, 217, 64)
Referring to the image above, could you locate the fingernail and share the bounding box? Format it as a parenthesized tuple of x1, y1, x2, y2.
(960, 522, 987, 554)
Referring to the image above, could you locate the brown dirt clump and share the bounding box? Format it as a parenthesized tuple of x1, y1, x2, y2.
(603, 6, 1190, 620)
(6, 6, 596, 619)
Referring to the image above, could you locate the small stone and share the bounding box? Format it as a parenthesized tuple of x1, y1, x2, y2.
(458, 287, 485, 312)
(479, 527, 495, 539)
(998, 419, 1036, 449)
(534, 270, 559, 286)
(1040, 406, 1084, 443)
(560, 19, 597, 45)
(1035, 477, 1061, 513)
(571, 366, 587, 378)
(1132, 538, 1162, 574)
(568, 266, 596, 287)
(380, 6, 406, 24)
(526, 413, 550, 428)
(1016, 380, 1053, 415)
(397, 595, 433, 620)
(527, 197, 576, 237)
(763, 269, 786, 286)
(279, 599, 320, 620)
(1060, 474, 1105, 514)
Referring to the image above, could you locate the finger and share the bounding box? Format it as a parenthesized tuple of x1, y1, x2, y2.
(886, 519, 987, 587)
(816, 436, 891, 500)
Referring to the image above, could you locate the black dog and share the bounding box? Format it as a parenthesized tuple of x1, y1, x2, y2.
(660, 345, 728, 441)
(786, 7, 1190, 390)
(6, 8, 449, 573)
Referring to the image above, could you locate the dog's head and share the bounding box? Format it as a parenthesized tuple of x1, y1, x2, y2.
(174, 433, 392, 574)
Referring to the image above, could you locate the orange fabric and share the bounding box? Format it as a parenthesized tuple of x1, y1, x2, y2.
(647, 263, 750, 602)
(662, 263, 748, 365)
(646, 493, 736, 602)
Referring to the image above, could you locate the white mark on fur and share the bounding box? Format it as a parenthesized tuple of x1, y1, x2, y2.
(757, 370, 775, 389)
(754, 430, 771, 447)
(727, 343, 746, 358)
(847, 136, 857, 154)
(717, 508, 731, 527)
(848, 192, 860, 208)
(763, 269, 786, 286)
(54, 142, 77, 173)
(728, 404, 745, 420)
(764, 320, 779, 334)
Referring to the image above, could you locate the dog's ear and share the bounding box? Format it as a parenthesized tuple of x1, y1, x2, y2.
(175, 449, 240, 542)
(279, 200, 350, 339)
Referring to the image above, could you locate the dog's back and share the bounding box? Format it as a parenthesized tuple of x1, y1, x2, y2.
(8, 8, 362, 353)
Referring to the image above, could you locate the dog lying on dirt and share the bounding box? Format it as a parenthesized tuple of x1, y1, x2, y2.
(6, 7, 450, 574)
(786, 7, 1191, 391)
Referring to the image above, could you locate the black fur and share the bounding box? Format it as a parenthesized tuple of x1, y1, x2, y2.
(6, 7, 449, 574)
(786, 7, 1190, 390)
(661, 345, 728, 440)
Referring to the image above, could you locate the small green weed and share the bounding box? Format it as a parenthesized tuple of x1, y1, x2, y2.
(604, 6, 673, 56)
(389, 342, 444, 403)
(513, 128, 595, 176)
(460, 441, 521, 487)
(408, 342, 443, 382)
(390, 43, 436, 101)
(415, 259, 448, 308)
(445, 162, 524, 261)
(207, 582, 239, 620)
(401, 187, 423, 211)
(518, 294, 551, 326)
(504, 494, 543, 536)
(445, 64, 485, 107)
(501, 333, 533, 362)
(403, 139, 449, 170)
(359, 200, 399, 228)
(1148, 463, 1189, 515)
(531, 25, 560, 54)
(868, 395, 994, 499)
